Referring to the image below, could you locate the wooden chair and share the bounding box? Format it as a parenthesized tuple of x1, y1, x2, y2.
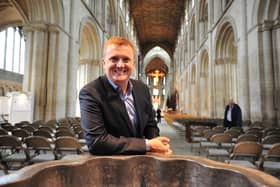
(54, 136, 83, 159)
(1, 123, 16, 132)
(206, 133, 233, 161)
(0, 128, 8, 135)
(262, 135, 280, 150)
(11, 129, 30, 141)
(21, 125, 36, 133)
(256, 143, 280, 178)
(226, 141, 263, 169)
(38, 126, 54, 134)
(33, 129, 53, 140)
(55, 130, 75, 138)
(0, 135, 29, 174)
(236, 134, 259, 143)
(24, 136, 55, 163)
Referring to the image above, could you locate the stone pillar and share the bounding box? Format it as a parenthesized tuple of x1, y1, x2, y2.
(23, 24, 49, 121)
(237, 0, 250, 121)
(261, 21, 276, 124)
(44, 25, 60, 120)
(23, 24, 70, 121)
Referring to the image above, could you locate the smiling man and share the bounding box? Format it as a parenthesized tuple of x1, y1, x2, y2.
(79, 36, 172, 155)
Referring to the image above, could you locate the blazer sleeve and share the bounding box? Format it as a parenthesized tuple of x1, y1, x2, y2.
(79, 87, 147, 155)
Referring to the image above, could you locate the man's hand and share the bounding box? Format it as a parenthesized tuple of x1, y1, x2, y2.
(148, 136, 172, 155)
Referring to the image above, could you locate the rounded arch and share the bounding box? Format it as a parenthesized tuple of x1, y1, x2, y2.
(199, 49, 210, 117)
(79, 18, 101, 64)
(252, 0, 280, 26)
(76, 18, 102, 116)
(215, 18, 238, 64)
(143, 46, 171, 74)
(200, 49, 209, 76)
(214, 18, 238, 118)
(13, 0, 65, 26)
(142, 43, 173, 58)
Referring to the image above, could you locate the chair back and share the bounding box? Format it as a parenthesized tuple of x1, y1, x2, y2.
(232, 141, 263, 155)
(236, 134, 259, 143)
(210, 133, 232, 144)
(262, 135, 280, 144)
(33, 130, 53, 139)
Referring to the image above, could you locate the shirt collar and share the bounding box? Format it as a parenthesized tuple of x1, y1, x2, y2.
(106, 76, 133, 95)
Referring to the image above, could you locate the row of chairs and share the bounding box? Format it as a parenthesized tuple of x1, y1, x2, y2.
(0, 118, 84, 141)
(0, 134, 87, 175)
(189, 125, 280, 178)
(0, 117, 88, 175)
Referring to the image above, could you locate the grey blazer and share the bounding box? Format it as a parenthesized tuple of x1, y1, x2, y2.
(79, 76, 159, 155)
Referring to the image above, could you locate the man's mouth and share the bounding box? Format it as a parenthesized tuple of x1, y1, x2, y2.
(113, 69, 128, 74)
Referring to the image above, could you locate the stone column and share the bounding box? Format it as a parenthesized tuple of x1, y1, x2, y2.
(260, 21, 276, 124)
(44, 25, 60, 120)
(23, 24, 49, 121)
(237, 0, 250, 121)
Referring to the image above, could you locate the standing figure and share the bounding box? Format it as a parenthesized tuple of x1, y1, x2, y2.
(156, 108, 161, 123)
(79, 36, 172, 155)
(224, 99, 242, 128)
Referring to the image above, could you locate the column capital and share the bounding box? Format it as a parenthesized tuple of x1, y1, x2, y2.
(23, 23, 48, 32)
(259, 20, 274, 32)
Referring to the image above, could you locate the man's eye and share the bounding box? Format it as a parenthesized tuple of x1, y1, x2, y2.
(109, 57, 119, 63)
(123, 58, 130, 63)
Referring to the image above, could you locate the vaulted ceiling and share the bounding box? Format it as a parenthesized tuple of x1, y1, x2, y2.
(129, 0, 186, 57)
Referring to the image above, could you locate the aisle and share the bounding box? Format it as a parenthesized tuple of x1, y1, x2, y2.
(157, 118, 193, 155)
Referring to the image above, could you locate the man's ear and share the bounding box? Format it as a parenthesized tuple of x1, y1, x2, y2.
(101, 59, 105, 65)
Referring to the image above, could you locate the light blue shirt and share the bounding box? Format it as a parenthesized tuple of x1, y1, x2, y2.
(107, 78, 138, 135)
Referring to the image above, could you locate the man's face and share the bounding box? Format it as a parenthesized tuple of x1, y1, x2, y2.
(103, 44, 135, 86)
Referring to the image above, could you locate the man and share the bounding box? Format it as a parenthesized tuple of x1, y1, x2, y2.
(223, 99, 242, 128)
(79, 36, 171, 155)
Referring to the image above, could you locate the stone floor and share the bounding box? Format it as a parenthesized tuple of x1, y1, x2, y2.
(157, 118, 199, 156)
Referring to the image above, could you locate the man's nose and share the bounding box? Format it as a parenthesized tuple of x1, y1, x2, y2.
(116, 59, 125, 67)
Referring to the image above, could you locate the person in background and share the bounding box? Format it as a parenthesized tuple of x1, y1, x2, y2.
(156, 108, 161, 123)
(223, 99, 242, 128)
(79, 36, 172, 155)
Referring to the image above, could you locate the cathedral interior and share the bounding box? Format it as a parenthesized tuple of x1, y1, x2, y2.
(0, 0, 280, 186)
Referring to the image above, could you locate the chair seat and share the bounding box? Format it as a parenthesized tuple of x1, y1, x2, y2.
(221, 143, 235, 148)
(263, 161, 280, 170)
(208, 149, 229, 156)
(228, 160, 257, 169)
(200, 142, 218, 147)
(192, 137, 207, 142)
(262, 144, 273, 150)
(3, 153, 27, 162)
(30, 154, 55, 162)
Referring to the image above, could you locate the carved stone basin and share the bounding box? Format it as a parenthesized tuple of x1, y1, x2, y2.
(0, 155, 279, 187)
